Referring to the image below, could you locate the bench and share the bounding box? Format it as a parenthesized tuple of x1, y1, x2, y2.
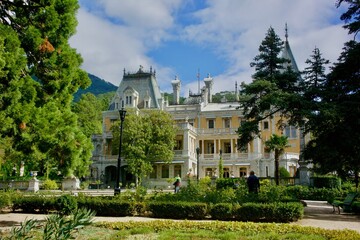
(332, 192, 358, 214)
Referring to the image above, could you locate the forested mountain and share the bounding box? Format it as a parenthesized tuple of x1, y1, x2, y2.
(74, 73, 117, 101)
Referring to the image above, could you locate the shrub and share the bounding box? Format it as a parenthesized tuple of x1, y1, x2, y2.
(0, 191, 12, 210)
(12, 195, 57, 213)
(56, 195, 78, 215)
(147, 201, 207, 219)
(203, 188, 237, 204)
(42, 179, 59, 190)
(77, 197, 133, 217)
(210, 203, 234, 220)
(234, 202, 303, 223)
(312, 176, 341, 189)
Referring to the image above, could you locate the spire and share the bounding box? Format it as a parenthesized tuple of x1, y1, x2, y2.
(285, 23, 288, 42)
(235, 81, 239, 101)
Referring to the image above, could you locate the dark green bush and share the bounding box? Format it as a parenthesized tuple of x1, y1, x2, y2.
(284, 185, 341, 202)
(352, 201, 360, 213)
(210, 203, 234, 220)
(77, 197, 133, 217)
(56, 194, 78, 215)
(234, 202, 303, 223)
(215, 178, 240, 189)
(147, 201, 207, 219)
(12, 195, 57, 213)
(312, 176, 341, 189)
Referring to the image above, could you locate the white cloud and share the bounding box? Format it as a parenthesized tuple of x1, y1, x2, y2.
(70, 0, 352, 95)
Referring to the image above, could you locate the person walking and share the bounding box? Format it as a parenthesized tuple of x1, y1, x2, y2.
(247, 170, 260, 193)
(173, 178, 181, 193)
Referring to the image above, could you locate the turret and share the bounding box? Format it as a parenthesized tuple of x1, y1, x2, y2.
(171, 76, 181, 105)
(203, 73, 213, 103)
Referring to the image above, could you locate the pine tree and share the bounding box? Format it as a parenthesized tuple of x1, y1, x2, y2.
(237, 27, 300, 149)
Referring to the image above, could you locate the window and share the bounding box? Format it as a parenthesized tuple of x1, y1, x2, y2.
(223, 168, 230, 178)
(224, 118, 231, 128)
(145, 101, 149, 108)
(208, 119, 214, 129)
(207, 142, 214, 154)
(224, 142, 231, 153)
(174, 140, 183, 150)
(206, 168, 215, 177)
(161, 165, 169, 178)
(174, 165, 181, 178)
(284, 125, 297, 138)
(150, 165, 157, 179)
(239, 167, 247, 177)
(263, 121, 269, 130)
(125, 96, 132, 105)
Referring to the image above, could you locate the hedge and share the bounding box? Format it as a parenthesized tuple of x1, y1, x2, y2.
(234, 202, 304, 222)
(147, 201, 208, 219)
(77, 197, 133, 217)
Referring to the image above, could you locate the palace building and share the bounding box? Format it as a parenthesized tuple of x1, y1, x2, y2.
(90, 36, 305, 188)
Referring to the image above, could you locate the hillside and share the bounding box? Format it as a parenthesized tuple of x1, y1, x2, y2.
(74, 73, 117, 101)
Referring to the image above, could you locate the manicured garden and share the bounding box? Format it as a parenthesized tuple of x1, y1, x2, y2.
(0, 177, 359, 239)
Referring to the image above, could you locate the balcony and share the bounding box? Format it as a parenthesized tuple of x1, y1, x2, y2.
(199, 152, 262, 166)
(197, 128, 238, 135)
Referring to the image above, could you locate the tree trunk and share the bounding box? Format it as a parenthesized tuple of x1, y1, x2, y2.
(275, 150, 280, 185)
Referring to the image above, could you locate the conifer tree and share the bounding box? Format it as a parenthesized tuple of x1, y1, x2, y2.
(237, 27, 300, 149)
(0, 0, 92, 178)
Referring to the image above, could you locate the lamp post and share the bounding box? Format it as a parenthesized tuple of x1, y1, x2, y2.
(115, 108, 126, 195)
(196, 147, 200, 182)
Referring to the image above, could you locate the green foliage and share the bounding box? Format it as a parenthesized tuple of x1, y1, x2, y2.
(0, 191, 12, 210)
(112, 109, 177, 185)
(98, 220, 360, 240)
(77, 197, 133, 217)
(4, 208, 95, 240)
(265, 134, 290, 185)
(312, 176, 341, 189)
(147, 201, 208, 219)
(72, 93, 104, 137)
(42, 179, 59, 190)
(56, 194, 78, 216)
(215, 177, 240, 189)
(12, 195, 57, 213)
(0, 0, 93, 179)
(280, 167, 291, 178)
(235, 202, 303, 222)
(209, 203, 234, 220)
(43, 208, 95, 240)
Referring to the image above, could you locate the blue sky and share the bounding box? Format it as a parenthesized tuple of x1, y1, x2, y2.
(70, 0, 352, 96)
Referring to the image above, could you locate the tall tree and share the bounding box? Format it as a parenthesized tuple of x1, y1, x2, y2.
(0, 0, 92, 178)
(303, 1, 359, 188)
(265, 134, 289, 185)
(112, 109, 177, 186)
(302, 47, 330, 89)
(237, 27, 300, 149)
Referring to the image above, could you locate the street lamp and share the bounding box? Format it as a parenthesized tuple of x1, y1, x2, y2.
(196, 147, 200, 182)
(115, 107, 126, 195)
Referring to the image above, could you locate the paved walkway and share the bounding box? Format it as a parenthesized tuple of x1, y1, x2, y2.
(0, 200, 359, 233)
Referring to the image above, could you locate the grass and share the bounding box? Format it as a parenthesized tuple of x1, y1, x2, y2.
(84, 220, 358, 240)
(2, 220, 358, 240)
(73, 226, 329, 240)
